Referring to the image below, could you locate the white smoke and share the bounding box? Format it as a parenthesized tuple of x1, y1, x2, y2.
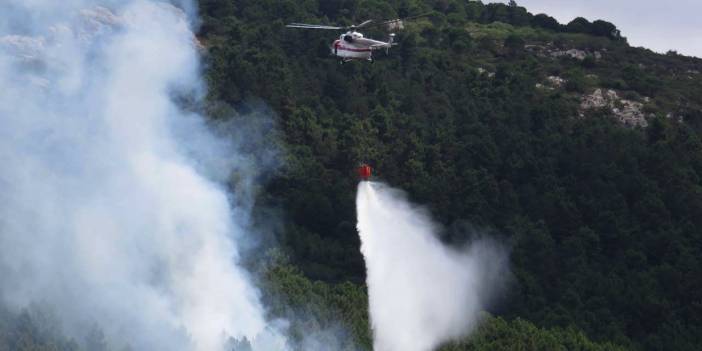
(0, 1, 287, 350)
(356, 182, 509, 351)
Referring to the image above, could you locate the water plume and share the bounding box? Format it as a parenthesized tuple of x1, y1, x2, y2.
(356, 182, 509, 351)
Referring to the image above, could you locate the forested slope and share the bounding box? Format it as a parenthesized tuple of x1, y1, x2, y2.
(2, 1, 699, 350)
(199, 1, 702, 350)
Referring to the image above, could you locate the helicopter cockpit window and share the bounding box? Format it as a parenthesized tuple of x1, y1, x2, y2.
(343, 35, 354, 43)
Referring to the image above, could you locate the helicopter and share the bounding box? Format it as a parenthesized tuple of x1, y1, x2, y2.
(286, 15, 426, 63)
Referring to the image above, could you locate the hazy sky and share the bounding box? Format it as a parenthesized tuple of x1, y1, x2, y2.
(490, 0, 702, 57)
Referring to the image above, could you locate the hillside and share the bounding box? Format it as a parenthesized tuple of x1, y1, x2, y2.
(1, 1, 701, 350)
(198, 1, 702, 350)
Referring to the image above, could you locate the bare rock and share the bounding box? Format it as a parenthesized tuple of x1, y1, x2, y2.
(476, 67, 495, 78)
(546, 75, 566, 88)
(551, 48, 588, 60)
(580, 89, 648, 127)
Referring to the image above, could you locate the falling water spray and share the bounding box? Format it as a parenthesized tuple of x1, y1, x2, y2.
(356, 182, 509, 351)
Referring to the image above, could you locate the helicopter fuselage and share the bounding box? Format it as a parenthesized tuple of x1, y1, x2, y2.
(331, 31, 394, 61)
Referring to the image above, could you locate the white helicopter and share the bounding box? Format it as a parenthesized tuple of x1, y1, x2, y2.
(286, 15, 425, 63)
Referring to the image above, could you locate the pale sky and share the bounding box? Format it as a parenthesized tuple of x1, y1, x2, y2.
(490, 0, 702, 58)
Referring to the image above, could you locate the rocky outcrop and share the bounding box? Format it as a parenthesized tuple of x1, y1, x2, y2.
(477, 67, 495, 78)
(536, 75, 567, 90)
(551, 48, 587, 60)
(580, 89, 648, 127)
(546, 76, 566, 87)
(525, 43, 603, 61)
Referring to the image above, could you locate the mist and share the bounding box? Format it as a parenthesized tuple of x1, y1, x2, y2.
(0, 1, 287, 350)
(356, 182, 509, 351)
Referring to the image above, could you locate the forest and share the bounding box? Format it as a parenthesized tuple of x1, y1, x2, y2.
(198, 0, 702, 350)
(3, 0, 702, 350)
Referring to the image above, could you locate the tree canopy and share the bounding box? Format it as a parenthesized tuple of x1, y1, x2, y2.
(3, 0, 702, 350)
(197, 1, 702, 350)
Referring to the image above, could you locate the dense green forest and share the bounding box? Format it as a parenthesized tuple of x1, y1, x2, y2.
(2, 1, 701, 350)
(198, 0, 702, 350)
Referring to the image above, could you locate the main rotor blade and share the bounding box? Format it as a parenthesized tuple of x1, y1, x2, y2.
(286, 23, 343, 30)
(370, 13, 432, 28)
(401, 13, 432, 21)
(354, 19, 374, 28)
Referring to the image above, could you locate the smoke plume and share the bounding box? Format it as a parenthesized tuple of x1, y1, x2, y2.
(0, 1, 287, 350)
(356, 182, 509, 351)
